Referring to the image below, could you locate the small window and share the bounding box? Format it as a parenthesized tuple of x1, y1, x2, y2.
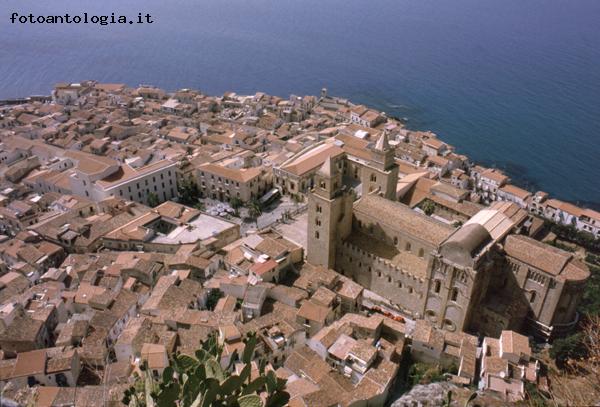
(394, 237, 398, 245)
(451, 287, 459, 302)
(434, 280, 441, 293)
(405, 242, 411, 252)
(530, 291, 537, 304)
(315, 231, 320, 239)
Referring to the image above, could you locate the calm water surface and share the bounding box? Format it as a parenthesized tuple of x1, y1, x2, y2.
(1, 0, 599, 206)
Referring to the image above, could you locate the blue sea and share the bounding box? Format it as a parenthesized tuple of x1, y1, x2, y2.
(1, 0, 599, 207)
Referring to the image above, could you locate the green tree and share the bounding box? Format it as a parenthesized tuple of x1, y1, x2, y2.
(247, 200, 262, 228)
(178, 177, 201, 206)
(194, 201, 206, 212)
(550, 332, 584, 368)
(123, 332, 289, 407)
(147, 192, 160, 208)
(206, 289, 224, 311)
(421, 199, 436, 216)
(547, 221, 600, 252)
(230, 197, 243, 216)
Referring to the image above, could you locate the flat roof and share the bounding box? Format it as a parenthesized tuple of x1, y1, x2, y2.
(151, 214, 236, 244)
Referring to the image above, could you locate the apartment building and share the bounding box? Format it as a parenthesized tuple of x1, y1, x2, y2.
(197, 163, 268, 203)
(274, 141, 345, 200)
(66, 151, 178, 206)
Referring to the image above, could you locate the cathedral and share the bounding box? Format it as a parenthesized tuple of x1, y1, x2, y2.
(307, 133, 589, 339)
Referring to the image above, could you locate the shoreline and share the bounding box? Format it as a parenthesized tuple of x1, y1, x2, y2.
(1, 85, 598, 213)
(310, 91, 600, 211)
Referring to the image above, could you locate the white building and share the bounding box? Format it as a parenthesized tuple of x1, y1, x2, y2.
(66, 150, 178, 206)
(497, 184, 531, 209)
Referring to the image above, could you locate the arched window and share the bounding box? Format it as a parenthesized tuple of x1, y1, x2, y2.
(434, 280, 441, 294)
(394, 237, 398, 245)
(418, 248, 424, 257)
(405, 242, 411, 252)
(450, 287, 459, 302)
(530, 291, 537, 304)
(315, 231, 320, 239)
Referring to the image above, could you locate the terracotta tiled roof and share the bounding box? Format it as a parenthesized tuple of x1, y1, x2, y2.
(281, 143, 344, 176)
(354, 194, 454, 247)
(504, 235, 589, 281)
(297, 300, 330, 323)
(499, 184, 531, 200)
(501, 330, 531, 359)
(199, 163, 262, 183)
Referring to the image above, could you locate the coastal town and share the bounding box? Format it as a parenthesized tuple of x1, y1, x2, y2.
(0, 81, 598, 406)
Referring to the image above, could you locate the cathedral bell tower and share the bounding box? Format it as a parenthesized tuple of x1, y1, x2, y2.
(307, 156, 353, 268)
(361, 131, 399, 200)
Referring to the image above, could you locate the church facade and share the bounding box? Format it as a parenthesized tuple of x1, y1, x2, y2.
(307, 133, 589, 339)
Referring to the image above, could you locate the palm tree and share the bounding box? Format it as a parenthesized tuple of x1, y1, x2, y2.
(177, 176, 201, 206)
(247, 200, 262, 228)
(230, 197, 243, 217)
(147, 192, 159, 208)
(421, 199, 436, 216)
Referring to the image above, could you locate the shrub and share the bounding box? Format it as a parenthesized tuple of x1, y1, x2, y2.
(206, 289, 224, 311)
(550, 333, 584, 367)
